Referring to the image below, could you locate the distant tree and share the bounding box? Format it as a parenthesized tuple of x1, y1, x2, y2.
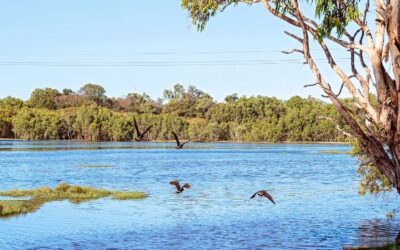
(163, 84, 185, 100)
(27, 88, 60, 109)
(163, 84, 215, 117)
(12, 108, 59, 140)
(224, 93, 239, 103)
(111, 92, 162, 114)
(54, 94, 93, 109)
(79, 83, 107, 104)
(0, 97, 24, 138)
(62, 88, 74, 95)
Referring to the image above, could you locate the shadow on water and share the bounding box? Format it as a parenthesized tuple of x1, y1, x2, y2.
(344, 221, 400, 249)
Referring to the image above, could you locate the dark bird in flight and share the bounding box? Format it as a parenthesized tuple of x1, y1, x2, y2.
(172, 131, 190, 149)
(250, 190, 276, 204)
(169, 180, 191, 193)
(133, 118, 153, 142)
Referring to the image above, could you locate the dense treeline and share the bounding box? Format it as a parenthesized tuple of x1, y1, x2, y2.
(0, 83, 346, 142)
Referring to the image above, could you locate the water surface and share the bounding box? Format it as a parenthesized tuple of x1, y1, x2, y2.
(0, 141, 399, 249)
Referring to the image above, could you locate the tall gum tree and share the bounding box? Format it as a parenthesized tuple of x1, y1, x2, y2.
(181, 0, 400, 193)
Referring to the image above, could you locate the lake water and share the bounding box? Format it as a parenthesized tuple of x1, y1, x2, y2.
(0, 141, 399, 249)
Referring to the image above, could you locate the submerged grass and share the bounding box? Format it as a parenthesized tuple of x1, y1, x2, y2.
(0, 183, 147, 218)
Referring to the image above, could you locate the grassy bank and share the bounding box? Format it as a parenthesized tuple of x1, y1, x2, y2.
(0, 183, 147, 218)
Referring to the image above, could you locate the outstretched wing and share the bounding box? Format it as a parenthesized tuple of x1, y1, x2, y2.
(183, 183, 191, 189)
(172, 131, 180, 146)
(169, 180, 180, 191)
(133, 118, 140, 136)
(141, 125, 153, 138)
(181, 140, 190, 147)
(264, 191, 276, 204)
(250, 191, 259, 199)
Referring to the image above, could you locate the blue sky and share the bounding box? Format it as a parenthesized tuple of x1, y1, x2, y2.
(0, 0, 347, 101)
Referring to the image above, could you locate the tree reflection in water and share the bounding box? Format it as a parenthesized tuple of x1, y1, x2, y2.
(343, 220, 400, 249)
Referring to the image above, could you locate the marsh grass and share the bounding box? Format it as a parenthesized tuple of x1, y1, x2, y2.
(111, 191, 147, 200)
(0, 183, 147, 218)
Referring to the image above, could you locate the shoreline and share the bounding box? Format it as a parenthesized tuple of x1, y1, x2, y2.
(0, 138, 349, 145)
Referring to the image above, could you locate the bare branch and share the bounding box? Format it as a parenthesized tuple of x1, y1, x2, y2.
(281, 49, 303, 55)
(304, 82, 318, 88)
(283, 31, 303, 43)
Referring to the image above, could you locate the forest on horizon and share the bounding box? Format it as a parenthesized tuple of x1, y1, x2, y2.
(0, 83, 348, 142)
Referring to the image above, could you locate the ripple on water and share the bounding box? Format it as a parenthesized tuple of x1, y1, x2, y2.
(0, 141, 399, 249)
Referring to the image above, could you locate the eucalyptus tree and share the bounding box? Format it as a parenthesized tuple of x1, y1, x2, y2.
(79, 83, 108, 105)
(27, 88, 60, 109)
(182, 0, 400, 193)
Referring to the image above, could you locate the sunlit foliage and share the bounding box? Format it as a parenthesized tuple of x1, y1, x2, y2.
(0, 83, 344, 142)
(181, 0, 360, 37)
(351, 139, 393, 196)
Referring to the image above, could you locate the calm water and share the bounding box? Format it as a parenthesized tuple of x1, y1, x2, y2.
(0, 141, 399, 249)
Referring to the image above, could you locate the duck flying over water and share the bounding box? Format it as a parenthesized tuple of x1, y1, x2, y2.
(169, 180, 191, 193)
(250, 190, 276, 204)
(172, 131, 190, 149)
(133, 118, 153, 142)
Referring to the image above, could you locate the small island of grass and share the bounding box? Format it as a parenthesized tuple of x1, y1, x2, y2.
(0, 183, 147, 218)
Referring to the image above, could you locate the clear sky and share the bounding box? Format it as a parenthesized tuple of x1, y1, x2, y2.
(0, 0, 347, 101)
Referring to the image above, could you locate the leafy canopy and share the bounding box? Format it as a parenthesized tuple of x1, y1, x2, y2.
(182, 0, 360, 37)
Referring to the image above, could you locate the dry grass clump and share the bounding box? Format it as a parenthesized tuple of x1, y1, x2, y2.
(0, 183, 147, 218)
(111, 191, 147, 200)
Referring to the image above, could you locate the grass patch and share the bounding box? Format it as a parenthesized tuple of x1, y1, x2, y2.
(111, 191, 147, 200)
(319, 150, 351, 155)
(77, 164, 114, 168)
(0, 183, 147, 218)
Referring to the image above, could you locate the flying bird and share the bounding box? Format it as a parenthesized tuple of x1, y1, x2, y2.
(169, 180, 191, 193)
(250, 190, 276, 204)
(133, 118, 153, 141)
(172, 131, 190, 149)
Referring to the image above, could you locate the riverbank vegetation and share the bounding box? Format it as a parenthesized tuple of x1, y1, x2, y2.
(0, 183, 147, 218)
(0, 83, 346, 142)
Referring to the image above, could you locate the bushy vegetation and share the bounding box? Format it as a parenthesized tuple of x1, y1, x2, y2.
(0, 83, 346, 142)
(351, 140, 393, 196)
(0, 183, 147, 218)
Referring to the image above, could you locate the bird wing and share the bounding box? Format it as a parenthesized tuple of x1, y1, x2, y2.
(250, 191, 259, 199)
(133, 118, 140, 136)
(183, 183, 191, 189)
(169, 180, 180, 191)
(172, 131, 180, 146)
(264, 191, 276, 204)
(181, 140, 190, 147)
(141, 125, 153, 137)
